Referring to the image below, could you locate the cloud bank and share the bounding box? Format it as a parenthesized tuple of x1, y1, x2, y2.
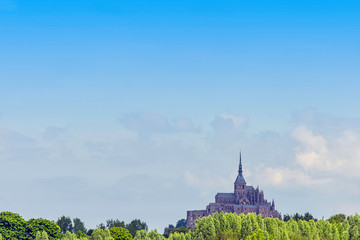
(0, 110, 359, 230)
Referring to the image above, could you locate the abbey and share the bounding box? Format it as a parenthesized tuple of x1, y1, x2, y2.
(186, 152, 281, 228)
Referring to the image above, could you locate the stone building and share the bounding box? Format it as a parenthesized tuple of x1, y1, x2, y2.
(186, 151, 281, 228)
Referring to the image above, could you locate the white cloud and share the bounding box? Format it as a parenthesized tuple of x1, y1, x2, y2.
(219, 113, 247, 129)
(210, 113, 247, 138)
(292, 126, 360, 176)
(260, 167, 330, 187)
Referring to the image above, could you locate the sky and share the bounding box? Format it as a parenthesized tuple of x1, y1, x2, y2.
(1, 0, 360, 232)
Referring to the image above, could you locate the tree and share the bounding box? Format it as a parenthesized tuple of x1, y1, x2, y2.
(126, 219, 148, 237)
(283, 214, 291, 222)
(73, 218, 87, 234)
(87, 229, 94, 236)
(317, 220, 333, 240)
(25, 218, 62, 240)
(347, 214, 360, 240)
(57, 216, 73, 234)
(328, 214, 346, 223)
(304, 212, 316, 221)
(106, 219, 125, 229)
(134, 230, 147, 240)
(245, 229, 266, 240)
(74, 230, 88, 239)
(91, 228, 114, 240)
(96, 224, 106, 230)
(264, 218, 279, 239)
(147, 229, 165, 240)
(175, 220, 186, 228)
(168, 232, 186, 240)
(109, 227, 133, 240)
(240, 216, 252, 239)
(218, 211, 231, 239)
(163, 225, 174, 238)
(194, 216, 216, 240)
(0, 211, 26, 240)
(63, 231, 78, 240)
(35, 231, 49, 240)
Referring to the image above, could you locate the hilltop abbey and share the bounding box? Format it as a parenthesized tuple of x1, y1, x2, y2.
(186, 152, 281, 228)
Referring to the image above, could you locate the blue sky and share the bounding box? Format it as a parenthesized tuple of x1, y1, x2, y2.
(1, 0, 360, 231)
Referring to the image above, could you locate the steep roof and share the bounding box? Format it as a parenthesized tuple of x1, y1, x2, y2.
(235, 151, 246, 184)
(216, 193, 235, 198)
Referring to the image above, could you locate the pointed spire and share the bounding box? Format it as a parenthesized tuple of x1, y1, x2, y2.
(238, 148, 243, 175)
(234, 148, 246, 184)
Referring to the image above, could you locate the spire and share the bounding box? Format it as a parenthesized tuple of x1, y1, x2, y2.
(235, 148, 246, 184)
(239, 149, 243, 175)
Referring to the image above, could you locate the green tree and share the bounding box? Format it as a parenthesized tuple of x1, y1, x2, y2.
(304, 212, 317, 221)
(74, 230, 88, 239)
(245, 229, 266, 240)
(126, 220, 148, 238)
(35, 231, 49, 240)
(87, 230, 94, 236)
(134, 230, 147, 240)
(106, 220, 125, 229)
(218, 212, 231, 239)
(264, 218, 279, 239)
(240, 216, 252, 240)
(109, 227, 132, 240)
(332, 223, 340, 240)
(278, 228, 289, 240)
(62, 231, 77, 240)
(317, 220, 333, 240)
(168, 232, 186, 240)
(224, 212, 241, 239)
(247, 213, 260, 234)
(308, 219, 319, 240)
(0, 211, 26, 240)
(328, 214, 346, 223)
(57, 216, 73, 234)
(298, 220, 310, 239)
(91, 228, 114, 240)
(194, 216, 216, 240)
(175, 220, 186, 228)
(73, 218, 87, 234)
(25, 218, 62, 240)
(347, 213, 360, 240)
(285, 218, 299, 239)
(340, 220, 350, 240)
(147, 229, 165, 240)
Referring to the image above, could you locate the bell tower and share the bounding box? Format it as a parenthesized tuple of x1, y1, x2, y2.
(234, 150, 248, 204)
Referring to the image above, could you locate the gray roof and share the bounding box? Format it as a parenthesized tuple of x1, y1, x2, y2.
(216, 193, 235, 198)
(234, 205, 270, 209)
(246, 186, 254, 190)
(235, 173, 246, 184)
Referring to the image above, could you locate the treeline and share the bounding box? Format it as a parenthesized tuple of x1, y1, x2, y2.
(1, 211, 360, 240)
(0, 211, 146, 240)
(156, 212, 360, 240)
(55, 216, 147, 238)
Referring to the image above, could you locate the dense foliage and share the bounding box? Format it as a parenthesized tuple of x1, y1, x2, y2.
(26, 218, 62, 240)
(109, 227, 133, 240)
(1, 211, 360, 240)
(0, 211, 26, 240)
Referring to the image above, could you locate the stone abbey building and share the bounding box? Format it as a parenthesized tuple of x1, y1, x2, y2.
(186, 152, 281, 228)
